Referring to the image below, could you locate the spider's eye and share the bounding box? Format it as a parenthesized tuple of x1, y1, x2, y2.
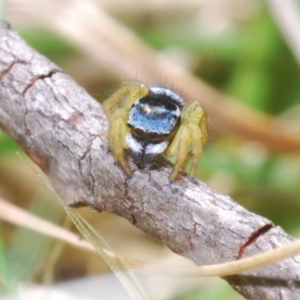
(133, 128, 144, 137)
(147, 132, 161, 139)
(131, 128, 165, 142)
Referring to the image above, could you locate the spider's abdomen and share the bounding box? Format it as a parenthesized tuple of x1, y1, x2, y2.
(126, 86, 184, 165)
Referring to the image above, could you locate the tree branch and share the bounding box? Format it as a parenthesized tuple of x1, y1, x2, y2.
(1, 22, 300, 300)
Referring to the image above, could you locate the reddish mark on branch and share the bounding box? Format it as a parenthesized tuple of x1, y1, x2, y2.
(68, 112, 84, 127)
(237, 223, 274, 259)
(22, 69, 62, 96)
(29, 148, 49, 172)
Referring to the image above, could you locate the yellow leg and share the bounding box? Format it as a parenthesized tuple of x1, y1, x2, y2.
(107, 109, 132, 175)
(189, 124, 203, 177)
(103, 81, 149, 117)
(122, 81, 149, 111)
(181, 102, 207, 178)
(166, 126, 191, 181)
(103, 89, 128, 117)
(103, 81, 150, 176)
(200, 113, 208, 145)
(165, 101, 208, 180)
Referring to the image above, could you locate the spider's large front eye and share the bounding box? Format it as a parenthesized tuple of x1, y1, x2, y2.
(147, 132, 161, 139)
(132, 128, 145, 138)
(131, 128, 165, 142)
(146, 132, 167, 143)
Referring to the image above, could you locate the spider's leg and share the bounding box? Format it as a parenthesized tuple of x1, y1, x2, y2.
(182, 152, 193, 170)
(165, 101, 208, 180)
(200, 112, 208, 145)
(107, 108, 132, 175)
(188, 123, 203, 177)
(103, 81, 150, 176)
(103, 81, 149, 116)
(184, 102, 207, 177)
(122, 81, 150, 111)
(103, 87, 128, 117)
(165, 126, 191, 181)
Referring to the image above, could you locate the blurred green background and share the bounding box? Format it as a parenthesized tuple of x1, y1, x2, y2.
(1, 0, 300, 299)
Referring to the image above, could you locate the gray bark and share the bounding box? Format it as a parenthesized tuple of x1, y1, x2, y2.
(0, 21, 300, 300)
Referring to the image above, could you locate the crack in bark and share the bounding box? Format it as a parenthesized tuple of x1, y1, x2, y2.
(80, 144, 92, 162)
(0, 59, 26, 82)
(124, 174, 138, 224)
(237, 223, 274, 259)
(88, 154, 96, 195)
(76, 141, 96, 198)
(124, 175, 133, 203)
(22, 69, 62, 96)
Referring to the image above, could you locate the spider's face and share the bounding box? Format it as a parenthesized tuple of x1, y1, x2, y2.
(126, 86, 184, 166)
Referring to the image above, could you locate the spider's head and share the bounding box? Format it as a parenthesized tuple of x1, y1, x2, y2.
(126, 86, 184, 166)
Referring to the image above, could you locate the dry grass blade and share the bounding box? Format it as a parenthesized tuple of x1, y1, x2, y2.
(0, 197, 95, 254)
(266, 0, 300, 66)
(1, 196, 300, 278)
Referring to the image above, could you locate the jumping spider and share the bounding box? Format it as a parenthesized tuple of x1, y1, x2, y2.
(103, 81, 208, 181)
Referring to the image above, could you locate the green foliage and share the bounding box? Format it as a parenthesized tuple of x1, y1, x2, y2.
(0, 133, 22, 155)
(19, 28, 80, 63)
(136, 10, 300, 114)
(174, 280, 240, 300)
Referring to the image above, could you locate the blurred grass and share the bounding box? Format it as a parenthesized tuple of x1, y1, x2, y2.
(19, 28, 80, 64)
(1, 1, 300, 299)
(134, 10, 300, 114)
(0, 229, 15, 294)
(175, 280, 241, 300)
(0, 134, 21, 155)
(7, 194, 65, 282)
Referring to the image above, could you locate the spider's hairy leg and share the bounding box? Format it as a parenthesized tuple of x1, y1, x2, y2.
(102, 86, 128, 117)
(199, 111, 208, 145)
(103, 81, 149, 176)
(188, 124, 204, 177)
(107, 108, 132, 175)
(184, 102, 208, 178)
(122, 81, 150, 111)
(165, 125, 191, 181)
(165, 101, 207, 181)
(102, 81, 149, 116)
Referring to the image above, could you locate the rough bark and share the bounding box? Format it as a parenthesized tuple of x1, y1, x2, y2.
(0, 22, 300, 300)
